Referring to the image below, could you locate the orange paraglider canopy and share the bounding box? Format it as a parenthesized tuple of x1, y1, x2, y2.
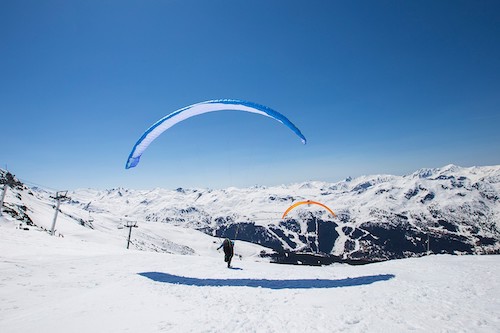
(282, 200, 336, 219)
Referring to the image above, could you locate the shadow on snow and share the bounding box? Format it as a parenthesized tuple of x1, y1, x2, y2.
(138, 272, 395, 290)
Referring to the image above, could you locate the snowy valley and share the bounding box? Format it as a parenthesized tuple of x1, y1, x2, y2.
(1, 165, 500, 332)
(2, 165, 499, 263)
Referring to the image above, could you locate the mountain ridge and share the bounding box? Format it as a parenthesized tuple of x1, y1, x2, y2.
(1, 164, 499, 263)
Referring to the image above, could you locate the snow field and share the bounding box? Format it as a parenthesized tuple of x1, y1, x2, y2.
(1, 218, 499, 333)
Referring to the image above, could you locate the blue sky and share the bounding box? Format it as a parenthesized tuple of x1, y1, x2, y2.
(1, 0, 499, 190)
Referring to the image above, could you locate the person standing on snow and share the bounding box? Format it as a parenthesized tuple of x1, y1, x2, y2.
(217, 238, 234, 268)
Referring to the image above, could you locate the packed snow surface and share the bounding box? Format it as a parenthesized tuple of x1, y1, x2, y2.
(1, 216, 499, 333)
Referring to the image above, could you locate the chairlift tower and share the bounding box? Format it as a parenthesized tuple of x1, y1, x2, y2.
(125, 221, 138, 249)
(50, 191, 70, 236)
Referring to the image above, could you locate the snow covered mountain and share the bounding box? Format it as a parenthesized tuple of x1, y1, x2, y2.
(1, 164, 499, 263)
(2, 219, 499, 332)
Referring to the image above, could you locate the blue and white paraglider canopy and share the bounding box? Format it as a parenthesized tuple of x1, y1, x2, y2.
(125, 99, 307, 169)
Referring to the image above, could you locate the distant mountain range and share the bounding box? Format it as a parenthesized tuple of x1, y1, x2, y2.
(2, 164, 499, 264)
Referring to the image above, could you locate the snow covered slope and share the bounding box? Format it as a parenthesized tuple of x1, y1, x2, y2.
(1, 216, 499, 333)
(1, 166, 500, 332)
(1, 164, 499, 261)
(0, 170, 270, 260)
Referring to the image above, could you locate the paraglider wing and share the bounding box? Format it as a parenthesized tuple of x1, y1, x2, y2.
(125, 99, 307, 169)
(282, 200, 336, 219)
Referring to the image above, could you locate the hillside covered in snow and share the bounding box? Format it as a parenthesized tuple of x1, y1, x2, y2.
(1, 165, 500, 332)
(1, 165, 499, 263)
(1, 212, 500, 332)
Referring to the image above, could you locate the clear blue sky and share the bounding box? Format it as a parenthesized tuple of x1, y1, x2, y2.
(1, 0, 499, 190)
